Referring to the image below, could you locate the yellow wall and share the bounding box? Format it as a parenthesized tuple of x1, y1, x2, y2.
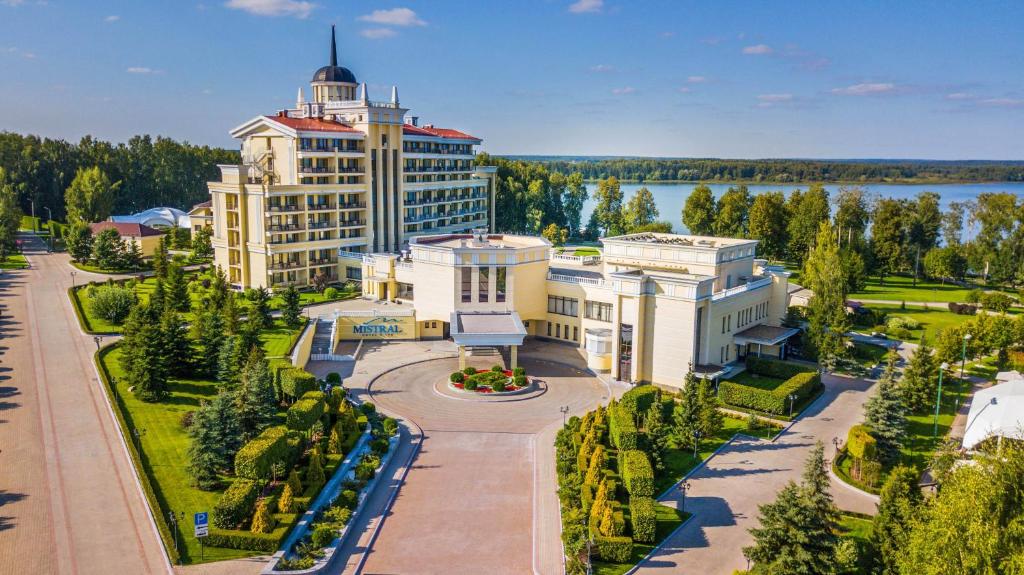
(418, 319, 445, 339)
(336, 314, 418, 340)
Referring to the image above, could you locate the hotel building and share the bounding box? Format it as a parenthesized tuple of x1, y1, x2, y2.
(207, 27, 494, 289)
(353, 231, 798, 389)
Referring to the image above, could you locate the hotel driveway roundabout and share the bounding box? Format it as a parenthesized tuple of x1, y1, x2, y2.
(357, 353, 607, 575)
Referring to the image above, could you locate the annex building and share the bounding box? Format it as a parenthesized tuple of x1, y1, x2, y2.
(352, 230, 798, 388)
(207, 26, 494, 289)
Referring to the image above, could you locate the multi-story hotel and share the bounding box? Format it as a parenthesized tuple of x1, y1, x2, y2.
(208, 27, 495, 289)
(347, 230, 798, 388)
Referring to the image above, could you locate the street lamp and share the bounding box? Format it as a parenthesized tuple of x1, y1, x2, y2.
(560, 405, 570, 427)
(934, 362, 949, 439)
(692, 430, 703, 460)
(70, 270, 77, 287)
(679, 480, 691, 512)
(960, 334, 972, 379)
(788, 393, 798, 418)
(43, 207, 53, 251)
(93, 335, 102, 350)
(132, 427, 146, 451)
(168, 511, 179, 557)
(832, 436, 841, 461)
(582, 516, 593, 575)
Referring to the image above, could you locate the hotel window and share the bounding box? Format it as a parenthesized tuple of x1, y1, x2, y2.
(585, 301, 613, 322)
(496, 267, 507, 302)
(555, 324, 561, 338)
(573, 326, 579, 342)
(547, 322, 552, 337)
(548, 296, 578, 317)
(478, 267, 489, 302)
(461, 268, 472, 302)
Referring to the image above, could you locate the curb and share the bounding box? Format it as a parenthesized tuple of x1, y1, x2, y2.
(622, 512, 697, 575)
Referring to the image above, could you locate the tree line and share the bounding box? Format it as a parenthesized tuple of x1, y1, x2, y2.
(0, 131, 238, 221)
(529, 156, 1024, 184)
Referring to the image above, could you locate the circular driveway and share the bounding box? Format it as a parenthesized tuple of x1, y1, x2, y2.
(359, 355, 606, 575)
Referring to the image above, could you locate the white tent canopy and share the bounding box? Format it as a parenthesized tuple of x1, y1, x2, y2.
(110, 207, 190, 229)
(962, 379, 1024, 450)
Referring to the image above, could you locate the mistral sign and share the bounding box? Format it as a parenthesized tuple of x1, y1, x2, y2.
(337, 313, 416, 340)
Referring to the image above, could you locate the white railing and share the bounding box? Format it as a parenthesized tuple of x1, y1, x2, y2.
(547, 272, 607, 288)
(337, 249, 365, 261)
(335, 308, 416, 317)
(711, 276, 772, 301)
(551, 253, 601, 266)
(395, 260, 413, 270)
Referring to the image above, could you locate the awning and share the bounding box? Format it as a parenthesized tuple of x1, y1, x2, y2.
(962, 379, 1024, 450)
(449, 311, 528, 347)
(734, 325, 800, 346)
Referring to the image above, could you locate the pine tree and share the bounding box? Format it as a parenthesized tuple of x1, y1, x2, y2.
(287, 469, 303, 495)
(643, 400, 669, 472)
(235, 348, 278, 441)
(159, 309, 192, 377)
(153, 236, 169, 279)
(165, 262, 190, 312)
(871, 465, 922, 575)
(149, 279, 166, 317)
(277, 483, 296, 513)
(281, 285, 303, 329)
(120, 304, 169, 402)
(91, 228, 124, 270)
(670, 368, 701, 451)
(306, 452, 325, 486)
(187, 392, 242, 489)
(209, 266, 230, 311)
(246, 287, 272, 331)
(697, 376, 723, 439)
(250, 498, 275, 534)
(194, 308, 225, 378)
(123, 239, 144, 270)
(799, 442, 838, 553)
(222, 292, 240, 334)
(900, 335, 938, 413)
(217, 336, 240, 386)
(864, 355, 907, 465)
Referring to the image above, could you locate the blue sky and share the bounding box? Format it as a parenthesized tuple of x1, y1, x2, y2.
(1, 0, 1022, 159)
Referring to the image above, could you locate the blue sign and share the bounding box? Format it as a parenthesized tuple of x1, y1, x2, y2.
(194, 512, 208, 526)
(194, 512, 209, 537)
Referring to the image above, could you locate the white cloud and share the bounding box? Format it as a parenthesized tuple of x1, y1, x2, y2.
(358, 7, 425, 26)
(830, 82, 897, 96)
(677, 86, 692, 94)
(126, 66, 159, 74)
(568, 0, 602, 14)
(611, 86, 635, 95)
(360, 28, 397, 40)
(979, 98, 1024, 108)
(757, 93, 793, 102)
(589, 64, 614, 73)
(687, 75, 707, 84)
(224, 0, 314, 19)
(742, 44, 773, 55)
(104, 14, 120, 22)
(660, 31, 675, 38)
(945, 92, 974, 100)
(1, 0, 26, 6)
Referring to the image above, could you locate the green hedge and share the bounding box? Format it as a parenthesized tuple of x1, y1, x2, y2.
(204, 516, 294, 552)
(595, 536, 633, 563)
(620, 385, 659, 416)
(619, 450, 654, 498)
(286, 391, 326, 432)
(846, 424, 877, 461)
(629, 496, 657, 543)
(213, 479, 260, 529)
(608, 403, 643, 451)
(746, 357, 809, 380)
(280, 368, 318, 399)
(719, 371, 821, 415)
(235, 426, 289, 480)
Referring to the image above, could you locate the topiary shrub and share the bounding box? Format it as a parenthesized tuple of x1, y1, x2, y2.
(513, 367, 526, 377)
(594, 536, 633, 563)
(492, 379, 506, 392)
(608, 403, 642, 450)
(324, 286, 339, 299)
(463, 366, 477, 375)
(235, 426, 289, 480)
(629, 496, 657, 543)
(513, 375, 527, 387)
(619, 385, 660, 416)
(619, 450, 654, 497)
(213, 479, 260, 529)
(250, 498, 275, 534)
(450, 371, 465, 384)
(464, 379, 478, 391)
(287, 391, 326, 432)
(326, 372, 342, 385)
(280, 368, 318, 400)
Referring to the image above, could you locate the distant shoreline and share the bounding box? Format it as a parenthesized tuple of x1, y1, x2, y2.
(578, 179, 1024, 186)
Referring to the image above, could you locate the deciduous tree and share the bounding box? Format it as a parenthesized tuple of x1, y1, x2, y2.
(64, 166, 117, 224)
(749, 191, 789, 261)
(802, 223, 850, 369)
(682, 184, 715, 235)
(623, 186, 659, 233)
(870, 465, 921, 575)
(713, 184, 751, 238)
(593, 176, 625, 236)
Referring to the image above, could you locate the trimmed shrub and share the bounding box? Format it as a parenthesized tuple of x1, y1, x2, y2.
(324, 286, 339, 299)
(513, 375, 527, 387)
(337, 489, 358, 510)
(619, 385, 659, 416)
(846, 424, 877, 461)
(235, 426, 290, 480)
(886, 316, 921, 331)
(492, 379, 506, 392)
(326, 387, 345, 413)
(630, 496, 657, 543)
(213, 479, 260, 529)
(491, 365, 504, 372)
(719, 371, 821, 415)
(594, 536, 633, 563)
(287, 391, 326, 432)
(450, 371, 465, 384)
(280, 368, 318, 399)
(204, 527, 284, 552)
(619, 450, 654, 497)
(250, 498, 275, 534)
(89, 284, 136, 324)
(464, 379, 478, 391)
(745, 357, 808, 379)
(513, 367, 526, 377)
(311, 524, 335, 548)
(608, 403, 643, 450)
(326, 372, 342, 385)
(463, 366, 477, 375)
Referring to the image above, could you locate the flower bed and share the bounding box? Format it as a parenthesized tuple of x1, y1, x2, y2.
(448, 365, 530, 394)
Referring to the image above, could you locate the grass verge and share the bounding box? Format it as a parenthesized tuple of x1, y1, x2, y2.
(655, 416, 747, 494)
(0, 253, 29, 269)
(593, 504, 689, 575)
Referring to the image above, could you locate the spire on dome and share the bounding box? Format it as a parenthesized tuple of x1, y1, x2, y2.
(330, 24, 338, 67)
(391, 85, 399, 105)
(359, 82, 368, 104)
(296, 87, 305, 107)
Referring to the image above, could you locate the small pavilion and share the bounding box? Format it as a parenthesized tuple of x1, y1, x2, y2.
(449, 311, 528, 370)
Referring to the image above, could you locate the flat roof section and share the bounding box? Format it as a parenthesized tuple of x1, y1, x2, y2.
(449, 311, 528, 347)
(603, 232, 757, 249)
(412, 233, 550, 251)
(733, 325, 801, 346)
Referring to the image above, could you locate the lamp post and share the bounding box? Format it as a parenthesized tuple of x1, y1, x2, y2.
(168, 511, 180, 559)
(679, 480, 691, 512)
(70, 270, 77, 287)
(960, 333, 972, 379)
(832, 436, 840, 461)
(560, 405, 570, 427)
(583, 516, 593, 575)
(934, 362, 949, 439)
(692, 430, 703, 460)
(43, 207, 52, 251)
(132, 427, 146, 451)
(93, 335, 102, 350)
(788, 393, 798, 418)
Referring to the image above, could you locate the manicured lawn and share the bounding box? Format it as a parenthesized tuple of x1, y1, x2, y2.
(260, 318, 307, 358)
(655, 416, 746, 494)
(99, 346, 270, 563)
(850, 341, 891, 369)
(863, 303, 972, 340)
(837, 513, 874, 575)
(850, 273, 1017, 304)
(71, 261, 152, 274)
(593, 504, 689, 575)
(725, 370, 788, 391)
(0, 253, 28, 269)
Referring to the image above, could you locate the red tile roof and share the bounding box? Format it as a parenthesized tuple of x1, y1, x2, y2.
(89, 222, 164, 238)
(265, 115, 362, 134)
(191, 200, 212, 209)
(402, 124, 480, 141)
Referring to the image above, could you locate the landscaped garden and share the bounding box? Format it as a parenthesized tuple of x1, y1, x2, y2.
(854, 303, 973, 342)
(717, 357, 822, 421)
(448, 365, 530, 393)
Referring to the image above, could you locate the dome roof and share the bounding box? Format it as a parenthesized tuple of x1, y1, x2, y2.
(312, 65, 357, 84)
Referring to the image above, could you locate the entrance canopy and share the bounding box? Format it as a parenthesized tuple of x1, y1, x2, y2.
(962, 379, 1024, 450)
(733, 325, 800, 346)
(449, 311, 527, 347)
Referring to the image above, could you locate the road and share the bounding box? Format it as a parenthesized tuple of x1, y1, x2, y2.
(0, 234, 169, 575)
(631, 374, 878, 574)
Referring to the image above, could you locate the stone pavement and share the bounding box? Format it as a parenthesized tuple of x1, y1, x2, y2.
(632, 374, 878, 575)
(0, 234, 169, 575)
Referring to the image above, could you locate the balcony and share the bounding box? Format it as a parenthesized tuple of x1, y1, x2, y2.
(710, 276, 773, 302)
(547, 271, 608, 288)
(269, 261, 304, 271)
(267, 204, 301, 213)
(338, 201, 366, 210)
(308, 258, 337, 267)
(306, 203, 334, 212)
(339, 219, 367, 228)
(307, 221, 333, 230)
(299, 166, 332, 174)
(268, 223, 305, 233)
(299, 145, 364, 153)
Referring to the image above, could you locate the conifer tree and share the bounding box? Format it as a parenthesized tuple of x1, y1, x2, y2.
(120, 304, 169, 402)
(123, 239, 144, 271)
(235, 348, 278, 441)
(187, 392, 242, 489)
(670, 368, 701, 451)
(149, 278, 166, 317)
(287, 469, 303, 495)
(217, 336, 241, 386)
(281, 285, 303, 329)
(159, 309, 192, 377)
(250, 498, 274, 534)
(221, 292, 240, 334)
(153, 235, 169, 279)
(900, 335, 938, 413)
(165, 262, 190, 312)
(209, 266, 230, 311)
(864, 354, 907, 465)
(697, 376, 724, 439)
(871, 465, 922, 575)
(246, 286, 272, 331)
(277, 483, 296, 514)
(584, 445, 605, 485)
(306, 452, 325, 486)
(194, 308, 225, 378)
(643, 400, 669, 471)
(599, 505, 615, 537)
(327, 422, 344, 455)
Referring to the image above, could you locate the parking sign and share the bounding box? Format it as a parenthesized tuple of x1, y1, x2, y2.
(194, 512, 209, 538)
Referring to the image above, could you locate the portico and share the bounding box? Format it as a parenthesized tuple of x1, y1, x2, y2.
(449, 311, 528, 370)
(733, 324, 801, 360)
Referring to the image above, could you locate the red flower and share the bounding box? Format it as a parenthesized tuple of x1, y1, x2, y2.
(453, 383, 464, 389)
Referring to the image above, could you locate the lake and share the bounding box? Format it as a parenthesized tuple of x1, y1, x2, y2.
(580, 182, 1024, 238)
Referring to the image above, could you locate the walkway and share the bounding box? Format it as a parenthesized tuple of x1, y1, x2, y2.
(632, 374, 878, 575)
(0, 233, 169, 575)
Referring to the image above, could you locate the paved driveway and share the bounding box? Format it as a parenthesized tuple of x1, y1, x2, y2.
(632, 374, 877, 575)
(0, 235, 169, 575)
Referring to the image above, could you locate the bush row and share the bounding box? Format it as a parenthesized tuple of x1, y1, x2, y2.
(745, 356, 809, 380)
(280, 368, 318, 399)
(213, 479, 260, 529)
(618, 449, 654, 498)
(287, 391, 326, 432)
(719, 371, 821, 415)
(619, 385, 659, 416)
(594, 535, 633, 563)
(204, 519, 292, 552)
(608, 403, 643, 451)
(235, 426, 290, 480)
(629, 496, 657, 543)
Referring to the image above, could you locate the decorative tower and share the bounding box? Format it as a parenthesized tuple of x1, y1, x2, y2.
(310, 25, 358, 102)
